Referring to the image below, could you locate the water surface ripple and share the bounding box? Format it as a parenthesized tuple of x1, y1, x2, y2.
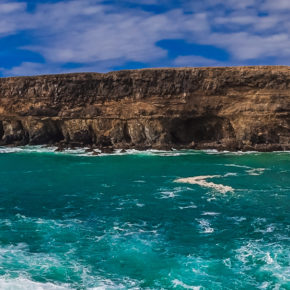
(0, 148, 289, 289)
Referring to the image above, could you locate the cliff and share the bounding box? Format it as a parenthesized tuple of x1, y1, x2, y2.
(0, 66, 289, 151)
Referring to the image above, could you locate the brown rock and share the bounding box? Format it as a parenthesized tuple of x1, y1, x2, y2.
(0, 66, 289, 151)
(101, 147, 114, 154)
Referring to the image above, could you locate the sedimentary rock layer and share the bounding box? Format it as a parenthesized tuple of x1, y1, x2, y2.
(0, 66, 289, 151)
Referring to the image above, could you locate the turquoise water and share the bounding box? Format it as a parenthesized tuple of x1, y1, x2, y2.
(0, 148, 289, 289)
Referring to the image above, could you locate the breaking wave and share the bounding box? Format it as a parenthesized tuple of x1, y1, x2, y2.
(0, 278, 69, 290)
(1, 146, 286, 157)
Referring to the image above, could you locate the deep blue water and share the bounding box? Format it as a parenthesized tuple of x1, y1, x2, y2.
(0, 147, 289, 289)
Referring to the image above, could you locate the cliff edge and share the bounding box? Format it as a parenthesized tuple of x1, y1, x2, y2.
(0, 66, 289, 151)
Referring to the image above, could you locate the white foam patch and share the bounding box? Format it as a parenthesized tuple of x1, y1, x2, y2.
(0, 146, 288, 158)
(202, 149, 219, 154)
(174, 175, 234, 193)
(265, 252, 274, 264)
(203, 150, 260, 155)
(116, 149, 199, 157)
(0, 146, 56, 154)
(88, 277, 141, 289)
(0, 146, 97, 157)
(0, 277, 69, 290)
(196, 219, 214, 233)
(158, 186, 190, 199)
(179, 203, 197, 210)
(223, 172, 238, 177)
(225, 164, 252, 169)
(235, 240, 290, 285)
(223, 258, 232, 268)
(160, 191, 177, 199)
(0, 277, 139, 290)
(246, 168, 266, 176)
(0, 146, 86, 155)
(201, 212, 220, 216)
(0, 147, 23, 154)
(228, 216, 247, 223)
(172, 279, 201, 289)
(0, 147, 186, 157)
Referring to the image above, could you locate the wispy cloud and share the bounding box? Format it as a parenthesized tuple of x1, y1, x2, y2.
(0, 1, 28, 36)
(1, 0, 290, 76)
(262, 0, 290, 10)
(173, 55, 223, 67)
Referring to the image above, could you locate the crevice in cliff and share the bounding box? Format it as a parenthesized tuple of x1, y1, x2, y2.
(123, 123, 132, 143)
(0, 121, 3, 141)
(54, 120, 65, 143)
(88, 124, 96, 144)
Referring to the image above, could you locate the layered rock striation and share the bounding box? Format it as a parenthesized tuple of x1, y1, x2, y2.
(0, 66, 289, 151)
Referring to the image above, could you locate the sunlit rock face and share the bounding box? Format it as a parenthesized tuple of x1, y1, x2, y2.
(0, 66, 289, 151)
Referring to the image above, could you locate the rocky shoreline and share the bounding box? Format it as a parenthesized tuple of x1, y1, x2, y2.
(0, 66, 289, 152)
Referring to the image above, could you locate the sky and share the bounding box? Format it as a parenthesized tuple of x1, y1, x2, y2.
(0, 0, 290, 77)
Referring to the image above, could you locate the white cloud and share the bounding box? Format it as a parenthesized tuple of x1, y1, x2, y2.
(20, 3, 209, 65)
(262, 0, 290, 10)
(0, 62, 59, 76)
(184, 0, 259, 12)
(0, 2, 26, 14)
(124, 0, 158, 5)
(173, 55, 223, 67)
(207, 32, 290, 60)
(0, 59, 125, 76)
(0, 1, 28, 36)
(1, 0, 290, 76)
(183, 0, 290, 62)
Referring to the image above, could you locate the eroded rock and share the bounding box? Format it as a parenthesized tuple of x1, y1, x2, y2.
(0, 66, 289, 151)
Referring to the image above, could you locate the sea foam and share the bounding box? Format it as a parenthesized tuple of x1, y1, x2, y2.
(174, 175, 234, 193)
(0, 277, 69, 290)
(0, 146, 271, 157)
(172, 279, 201, 289)
(246, 168, 266, 176)
(196, 219, 215, 233)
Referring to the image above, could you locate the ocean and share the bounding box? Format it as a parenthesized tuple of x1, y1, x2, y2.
(0, 147, 289, 289)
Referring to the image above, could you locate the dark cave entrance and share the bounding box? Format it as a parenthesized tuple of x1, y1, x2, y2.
(169, 116, 235, 145)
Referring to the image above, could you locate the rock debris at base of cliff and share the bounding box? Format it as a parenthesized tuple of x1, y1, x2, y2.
(0, 66, 289, 151)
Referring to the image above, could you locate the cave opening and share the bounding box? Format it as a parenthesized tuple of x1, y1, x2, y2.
(170, 116, 234, 145)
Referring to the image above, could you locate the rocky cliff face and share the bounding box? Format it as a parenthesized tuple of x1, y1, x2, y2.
(0, 66, 289, 151)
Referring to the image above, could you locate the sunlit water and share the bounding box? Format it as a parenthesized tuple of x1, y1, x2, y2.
(0, 147, 289, 289)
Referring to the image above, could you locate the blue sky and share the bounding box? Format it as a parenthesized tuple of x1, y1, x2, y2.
(0, 0, 290, 76)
